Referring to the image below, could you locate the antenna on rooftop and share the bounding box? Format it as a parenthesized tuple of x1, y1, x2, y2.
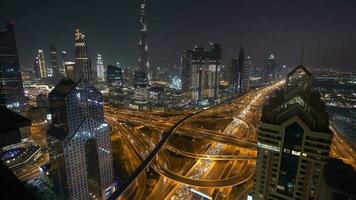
(300, 46, 305, 66)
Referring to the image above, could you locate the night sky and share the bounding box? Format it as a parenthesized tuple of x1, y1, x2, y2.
(1, 0, 356, 71)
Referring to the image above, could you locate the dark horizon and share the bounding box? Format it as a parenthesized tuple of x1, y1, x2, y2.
(1, 0, 356, 71)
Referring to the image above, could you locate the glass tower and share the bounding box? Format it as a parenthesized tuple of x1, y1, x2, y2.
(0, 22, 25, 109)
(47, 29, 114, 200)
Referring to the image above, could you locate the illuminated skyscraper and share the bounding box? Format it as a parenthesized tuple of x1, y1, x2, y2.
(50, 44, 62, 84)
(35, 49, 47, 79)
(47, 29, 114, 200)
(181, 50, 193, 92)
(137, 0, 150, 83)
(96, 54, 105, 82)
(190, 43, 221, 104)
(61, 50, 68, 75)
(264, 54, 277, 83)
(107, 64, 122, 89)
(239, 47, 249, 92)
(0, 22, 25, 109)
(74, 29, 92, 85)
(254, 65, 332, 200)
(64, 61, 75, 80)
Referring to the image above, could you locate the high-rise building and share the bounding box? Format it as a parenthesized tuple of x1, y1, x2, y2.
(254, 65, 333, 200)
(239, 47, 249, 92)
(64, 61, 75, 80)
(230, 47, 249, 93)
(47, 79, 114, 200)
(96, 54, 105, 82)
(137, 0, 150, 83)
(47, 30, 113, 200)
(74, 29, 92, 85)
(35, 49, 47, 79)
(107, 64, 122, 88)
(181, 50, 193, 92)
(60, 50, 68, 75)
(50, 45, 62, 84)
(0, 22, 25, 109)
(264, 54, 277, 83)
(189, 43, 221, 104)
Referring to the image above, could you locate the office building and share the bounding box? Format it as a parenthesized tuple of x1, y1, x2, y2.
(264, 54, 277, 83)
(35, 49, 47, 79)
(133, 69, 149, 88)
(181, 50, 193, 92)
(230, 47, 249, 93)
(60, 51, 68, 75)
(64, 61, 75, 80)
(0, 22, 25, 109)
(137, 0, 150, 82)
(189, 43, 221, 104)
(47, 30, 114, 200)
(254, 65, 333, 200)
(96, 54, 105, 82)
(50, 45, 62, 84)
(74, 29, 92, 85)
(107, 64, 122, 89)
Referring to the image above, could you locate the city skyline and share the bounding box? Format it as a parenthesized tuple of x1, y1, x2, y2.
(1, 0, 356, 71)
(0, 1, 356, 200)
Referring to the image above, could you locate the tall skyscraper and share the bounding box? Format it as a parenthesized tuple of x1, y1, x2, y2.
(254, 65, 333, 200)
(229, 47, 249, 93)
(50, 44, 62, 84)
(35, 49, 47, 78)
(47, 30, 114, 200)
(189, 42, 221, 104)
(61, 50, 68, 75)
(74, 29, 92, 85)
(0, 22, 25, 109)
(264, 54, 277, 83)
(64, 61, 75, 80)
(181, 50, 193, 92)
(107, 64, 122, 89)
(238, 47, 249, 92)
(96, 54, 105, 82)
(137, 0, 150, 83)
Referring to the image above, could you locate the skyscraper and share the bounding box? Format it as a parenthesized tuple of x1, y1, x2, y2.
(61, 50, 68, 75)
(264, 54, 277, 83)
(107, 64, 122, 89)
(254, 65, 333, 200)
(137, 0, 150, 83)
(181, 50, 193, 92)
(0, 22, 25, 109)
(239, 47, 249, 92)
(47, 30, 114, 200)
(229, 47, 249, 93)
(35, 49, 47, 79)
(96, 54, 105, 82)
(50, 44, 62, 84)
(47, 79, 114, 200)
(74, 29, 92, 85)
(189, 43, 221, 104)
(64, 61, 75, 80)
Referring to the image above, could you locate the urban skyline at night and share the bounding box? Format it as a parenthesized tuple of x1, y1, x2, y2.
(0, 1, 355, 200)
(1, 0, 356, 71)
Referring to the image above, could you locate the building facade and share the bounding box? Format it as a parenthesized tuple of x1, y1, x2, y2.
(96, 54, 105, 82)
(189, 43, 221, 104)
(254, 65, 333, 200)
(74, 29, 92, 85)
(229, 47, 249, 93)
(107, 64, 122, 89)
(0, 22, 25, 109)
(137, 0, 150, 82)
(47, 29, 114, 200)
(50, 44, 62, 85)
(264, 54, 277, 83)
